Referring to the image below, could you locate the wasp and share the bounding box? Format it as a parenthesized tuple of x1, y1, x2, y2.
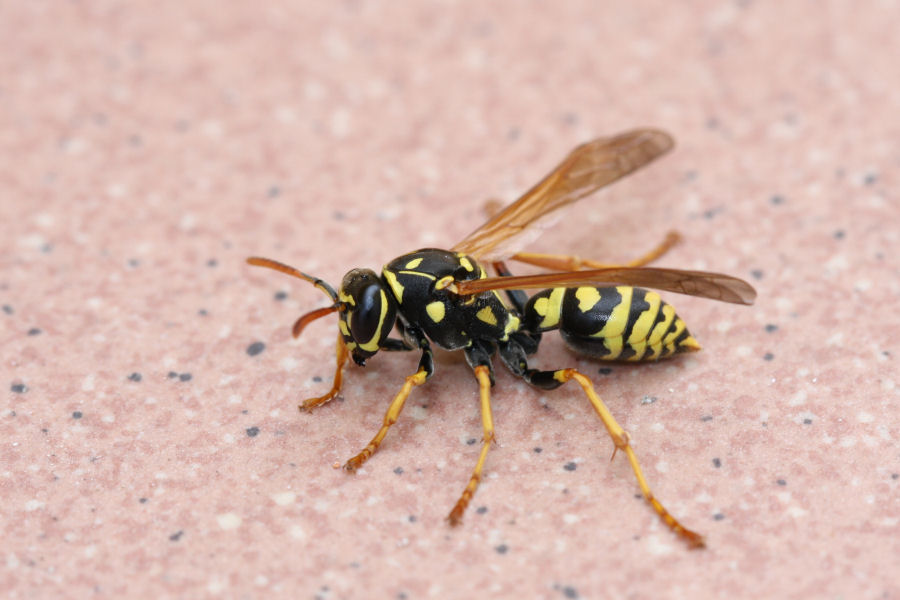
(247, 129, 755, 549)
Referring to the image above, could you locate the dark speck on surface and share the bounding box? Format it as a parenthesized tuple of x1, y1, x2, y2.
(563, 586, 579, 599)
(765, 324, 778, 333)
(776, 479, 787, 486)
(713, 457, 721, 468)
(803, 418, 813, 425)
(169, 530, 184, 542)
(274, 290, 288, 301)
(770, 194, 785, 205)
(713, 513, 725, 521)
(168, 371, 178, 379)
(179, 373, 192, 382)
(701, 415, 714, 422)
(198, 309, 208, 316)
(833, 230, 845, 240)
(139, 497, 148, 504)
(11, 383, 27, 393)
(72, 411, 83, 419)
(564, 462, 577, 472)
(393, 467, 403, 475)
(246, 426, 260, 437)
(246, 341, 266, 356)
(533, 447, 543, 453)
(128, 372, 142, 382)
(763, 352, 774, 361)
(750, 269, 764, 280)
(27, 328, 41, 336)
(476, 506, 487, 514)
(863, 172, 878, 186)
(466, 438, 477, 445)
(892, 473, 899, 480)
(495, 544, 508, 554)
(206, 258, 218, 267)
(641, 395, 657, 404)
(2, 305, 13, 314)
(312, 376, 323, 383)
(267, 185, 281, 198)
(597, 367, 613, 375)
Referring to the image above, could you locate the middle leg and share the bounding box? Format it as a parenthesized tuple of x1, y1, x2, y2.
(447, 340, 498, 525)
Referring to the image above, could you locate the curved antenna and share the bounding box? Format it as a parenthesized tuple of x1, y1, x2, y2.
(292, 305, 341, 338)
(246, 256, 338, 302)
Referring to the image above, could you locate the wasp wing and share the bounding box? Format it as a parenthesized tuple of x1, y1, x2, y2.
(451, 129, 675, 261)
(454, 267, 756, 305)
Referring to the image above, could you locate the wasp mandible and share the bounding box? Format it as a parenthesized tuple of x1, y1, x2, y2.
(247, 129, 756, 549)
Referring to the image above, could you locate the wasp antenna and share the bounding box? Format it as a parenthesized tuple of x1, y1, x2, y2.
(292, 304, 341, 338)
(246, 256, 338, 302)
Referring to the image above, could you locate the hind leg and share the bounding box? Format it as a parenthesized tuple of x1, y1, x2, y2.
(508, 231, 681, 271)
(498, 341, 705, 549)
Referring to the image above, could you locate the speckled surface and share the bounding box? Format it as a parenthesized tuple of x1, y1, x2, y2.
(2, 1, 899, 598)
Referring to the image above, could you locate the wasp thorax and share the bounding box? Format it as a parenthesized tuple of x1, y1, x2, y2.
(338, 268, 398, 365)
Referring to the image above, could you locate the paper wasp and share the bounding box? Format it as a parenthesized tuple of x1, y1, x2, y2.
(247, 129, 756, 549)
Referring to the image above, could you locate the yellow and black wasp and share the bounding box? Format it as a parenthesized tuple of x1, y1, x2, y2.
(247, 129, 756, 549)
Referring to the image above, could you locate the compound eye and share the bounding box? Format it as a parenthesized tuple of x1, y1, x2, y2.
(349, 283, 384, 345)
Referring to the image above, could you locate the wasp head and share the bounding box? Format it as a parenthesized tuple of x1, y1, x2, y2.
(337, 268, 398, 366)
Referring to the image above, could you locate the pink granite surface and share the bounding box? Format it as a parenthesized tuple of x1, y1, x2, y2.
(2, 1, 898, 598)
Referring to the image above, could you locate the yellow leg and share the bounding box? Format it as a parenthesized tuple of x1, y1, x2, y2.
(300, 334, 350, 412)
(510, 231, 681, 271)
(447, 365, 495, 525)
(343, 367, 428, 471)
(554, 368, 705, 549)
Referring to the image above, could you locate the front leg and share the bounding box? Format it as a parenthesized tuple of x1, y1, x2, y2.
(343, 326, 434, 471)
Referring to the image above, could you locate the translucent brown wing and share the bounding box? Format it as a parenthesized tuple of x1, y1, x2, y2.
(454, 267, 757, 305)
(451, 129, 675, 261)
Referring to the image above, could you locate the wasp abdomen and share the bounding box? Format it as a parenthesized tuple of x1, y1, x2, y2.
(522, 286, 700, 361)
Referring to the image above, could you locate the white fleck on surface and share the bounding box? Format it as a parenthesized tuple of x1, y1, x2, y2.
(81, 374, 95, 392)
(217, 512, 242, 530)
(857, 411, 874, 423)
(24, 499, 44, 511)
(280, 357, 299, 371)
(271, 491, 296, 506)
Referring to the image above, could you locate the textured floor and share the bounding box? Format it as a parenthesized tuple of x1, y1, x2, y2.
(2, 1, 899, 598)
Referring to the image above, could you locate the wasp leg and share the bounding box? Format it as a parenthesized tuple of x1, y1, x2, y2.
(497, 342, 704, 549)
(509, 231, 682, 271)
(448, 342, 497, 525)
(343, 329, 434, 472)
(300, 334, 350, 412)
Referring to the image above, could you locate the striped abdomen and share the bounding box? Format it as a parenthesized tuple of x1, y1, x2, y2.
(522, 286, 700, 361)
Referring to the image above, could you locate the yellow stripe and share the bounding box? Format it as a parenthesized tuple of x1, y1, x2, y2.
(626, 341, 647, 361)
(539, 288, 565, 329)
(458, 256, 474, 272)
(596, 286, 633, 339)
(382, 269, 404, 302)
(604, 336, 623, 359)
(628, 291, 661, 345)
(358, 289, 390, 352)
(404, 257, 423, 269)
(648, 304, 675, 345)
